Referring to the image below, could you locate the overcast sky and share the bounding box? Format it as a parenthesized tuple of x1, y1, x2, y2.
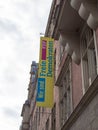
(0, 0, 52, 130)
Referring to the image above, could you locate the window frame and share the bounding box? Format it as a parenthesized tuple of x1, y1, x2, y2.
(80, 25, 97, 93)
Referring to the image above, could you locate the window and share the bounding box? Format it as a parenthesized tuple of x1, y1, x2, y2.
(33, 113, 37, 130)
(31, 74, 35, 83)
(59, 62, 72, 128)
(38, 107, 41, 125)
(59, 80, 67, 126)
(45, 118, 49, 130)
(80, 25, 97, 92)
(42, 107, 45, 116)
(51, 104, 56, 130)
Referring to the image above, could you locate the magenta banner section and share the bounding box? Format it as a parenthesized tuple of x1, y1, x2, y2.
(42, 40, 47, 60)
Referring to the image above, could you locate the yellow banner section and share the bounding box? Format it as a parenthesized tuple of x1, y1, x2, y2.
(36, 37, 54, 108)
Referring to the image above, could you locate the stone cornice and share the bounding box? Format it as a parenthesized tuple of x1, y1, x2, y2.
(61, 75, 98, 130)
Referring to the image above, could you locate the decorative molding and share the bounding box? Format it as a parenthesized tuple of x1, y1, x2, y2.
(79, 3, 89, 20)
(70, 0, 98, 30)
(70, 0, 82, 11)
(59, 32, 81, 64)
(87, 14, 98, 30)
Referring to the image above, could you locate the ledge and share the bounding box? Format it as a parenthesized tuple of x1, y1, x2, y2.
(61, 75, 98, 130)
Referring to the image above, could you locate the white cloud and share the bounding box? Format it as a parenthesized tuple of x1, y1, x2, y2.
(0, 0, 52, 130)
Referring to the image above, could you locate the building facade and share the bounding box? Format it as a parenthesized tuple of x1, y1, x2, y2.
(20, 61, 38, 130)
(20, 0, 98, 130)
(45, 0, 98, 130)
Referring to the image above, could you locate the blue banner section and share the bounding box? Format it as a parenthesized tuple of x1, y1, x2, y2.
(36, 78, 45, 102)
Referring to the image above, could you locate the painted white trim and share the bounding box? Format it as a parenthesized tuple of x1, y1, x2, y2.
(94, 30, 98, 74)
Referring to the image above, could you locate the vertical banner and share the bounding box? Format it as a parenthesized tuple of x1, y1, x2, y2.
(36, 37, 54, 107)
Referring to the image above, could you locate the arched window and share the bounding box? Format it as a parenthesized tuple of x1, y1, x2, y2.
(80, 24, 97, 92)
